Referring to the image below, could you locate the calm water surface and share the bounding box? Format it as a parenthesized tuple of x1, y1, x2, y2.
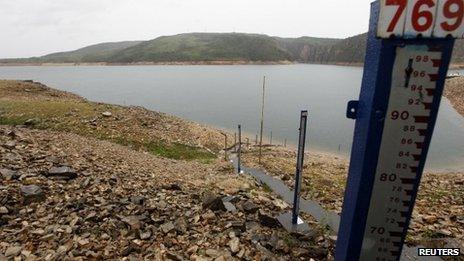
(1, 64, 463, 171)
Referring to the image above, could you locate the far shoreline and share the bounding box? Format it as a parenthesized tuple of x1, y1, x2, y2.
(1, 61, 463, 69)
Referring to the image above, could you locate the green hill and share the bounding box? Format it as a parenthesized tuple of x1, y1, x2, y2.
(1, 32, 463, 65)
(273, 36, 341, 63)
(41, 41, 143, 63)
(1, 41, 143, 64)
(324, 33, 368, 64)
(320, 33, 464, 64)
(108, 33, 294, 63)
(0, 33, 342, 64)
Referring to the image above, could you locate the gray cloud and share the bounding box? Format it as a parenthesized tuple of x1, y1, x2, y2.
(0, 0, 373, 58)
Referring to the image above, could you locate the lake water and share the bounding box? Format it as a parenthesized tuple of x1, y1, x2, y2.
(1, 64, 463, 171)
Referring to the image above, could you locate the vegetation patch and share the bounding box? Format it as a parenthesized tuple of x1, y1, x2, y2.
(146, 141, 215, 161)
(0, 98, 217, 162)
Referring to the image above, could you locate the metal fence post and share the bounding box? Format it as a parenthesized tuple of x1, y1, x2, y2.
(221, 133, 228, 161)
(259, 76, 266, 164)
(238, 125, 242, 174)
(292, 111, 308, 225)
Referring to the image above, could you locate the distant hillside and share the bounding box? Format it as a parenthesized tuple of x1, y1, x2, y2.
(1, 41, 143, 64)
(324, 33, 368, 64)
(0, 33, 343, 64)
(1, 32, 464, 65)
(273, 36, 341, 63)
(108, 33, 293, 63)
(320, 33, 464, 65)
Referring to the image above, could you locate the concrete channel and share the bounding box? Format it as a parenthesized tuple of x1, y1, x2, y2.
(229, 154, 441, 261)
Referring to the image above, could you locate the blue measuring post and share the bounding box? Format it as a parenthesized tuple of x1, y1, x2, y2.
(335, 1, 457, 260)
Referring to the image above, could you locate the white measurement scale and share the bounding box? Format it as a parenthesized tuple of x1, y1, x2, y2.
(335, 1, 459, 260)
(360, 45, 442, 260)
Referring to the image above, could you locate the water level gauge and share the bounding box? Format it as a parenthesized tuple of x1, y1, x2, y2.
(335, 1, 456, 260)
(360, 45, 442, 260)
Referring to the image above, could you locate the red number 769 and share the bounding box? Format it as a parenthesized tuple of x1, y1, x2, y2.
(386, 0, 464, 33)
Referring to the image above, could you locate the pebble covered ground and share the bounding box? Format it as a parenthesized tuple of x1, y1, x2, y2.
(0, 127, 338, 260)
(444, 77, 464, 117)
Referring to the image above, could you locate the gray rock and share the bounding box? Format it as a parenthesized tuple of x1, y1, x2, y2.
(165, 252, 184, 261)
(202, 194, 226, 211)
(162, 183, 182, 191)
(228, 237, 240, 254)
(242, 200, 259, 213)
(4, 153, 21, 162)
(329, 235, 338, 242)
(205, 249, 220, 258)
(258, 210, 280, 228)
(222, 196, 240, 203)
(24, 118, 40, 126)
(0, 206, 9, 214)
(174, 218, 188, 234)
(6, 130, 17, 138)
(102, 111, 112, 117)
(21, 185, 45, 204)
(82, 178, 91, 188)
(3, 141, 16, 149)
(251, 234, 269, 244)
(130, 196, 145, 205)
(222, 201, 237, 212)
(122, 216, 142, 230)
(139, 230, 152, 240)
(293, 247, 311, 258)
(246, 221, 260, 231)
(0, 168, 20, 180)
(5, 246, 22, 257)
(45, 156, 60, 164)
(160, 221, 175, 234)
(121, 245, 137, 256)
(230, 221, 247, 232)
(46, 166, 77, 180)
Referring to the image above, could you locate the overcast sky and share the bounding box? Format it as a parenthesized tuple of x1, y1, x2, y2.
(0, 0, 374, 58)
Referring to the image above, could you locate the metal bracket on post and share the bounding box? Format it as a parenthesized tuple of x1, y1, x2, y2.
(346, 100, 359, 120)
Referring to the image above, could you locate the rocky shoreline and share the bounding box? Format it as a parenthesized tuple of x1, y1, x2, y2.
(444, 77, 464, 118)
(0, 61, 295, 67)
(0, 80, 341, 260)
(1, 62, 463, 69)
